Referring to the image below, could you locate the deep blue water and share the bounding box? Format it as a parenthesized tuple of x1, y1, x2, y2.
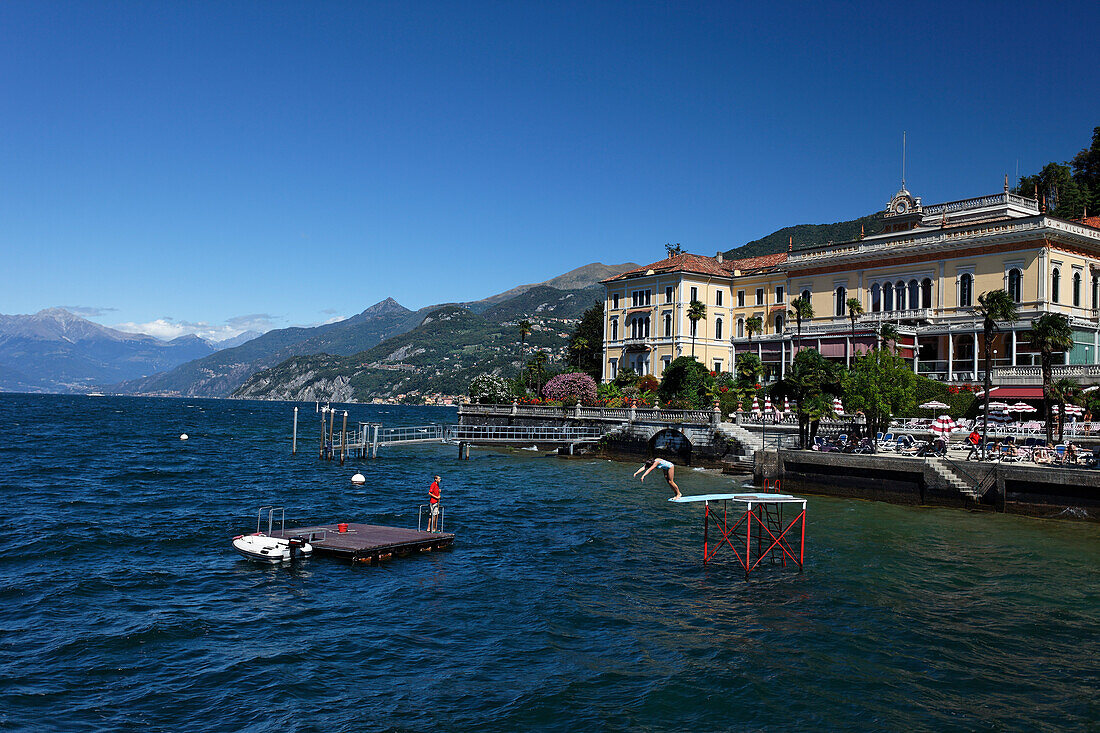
(1, 394, 1097, 732)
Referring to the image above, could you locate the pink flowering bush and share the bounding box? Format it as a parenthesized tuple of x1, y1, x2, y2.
(542, 372, 598, 405)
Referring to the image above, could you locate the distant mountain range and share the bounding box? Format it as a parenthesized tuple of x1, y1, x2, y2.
(106, 262, 636, 399)
(0, 308, 242, 392)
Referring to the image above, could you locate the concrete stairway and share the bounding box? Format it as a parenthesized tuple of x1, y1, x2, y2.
(927, 457, 982, 501)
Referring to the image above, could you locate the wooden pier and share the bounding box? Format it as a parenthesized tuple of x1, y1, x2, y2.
(273, 522, 455, 564)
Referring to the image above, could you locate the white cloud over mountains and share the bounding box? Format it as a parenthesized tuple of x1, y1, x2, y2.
(113, 313, 280, 342)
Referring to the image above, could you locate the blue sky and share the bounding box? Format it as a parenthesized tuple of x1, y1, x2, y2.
(2, 1, 1097, 340)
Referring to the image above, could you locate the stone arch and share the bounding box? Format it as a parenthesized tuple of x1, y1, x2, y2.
(648, 428, 692, 464)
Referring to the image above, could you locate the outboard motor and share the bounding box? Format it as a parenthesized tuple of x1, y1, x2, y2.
(287, 537, 306, 560)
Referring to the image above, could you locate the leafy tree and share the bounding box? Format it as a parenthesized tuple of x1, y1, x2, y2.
(522, 349, 551, 397)
(976, 290, 1019, 447)
(1027, 313, 1073, 444)
(734, 352, 762, 385)
(842, 349, 914, 442)
(846, 297, 863, 335)
(1050, 377, 1080, 444)
(613, 367, 639, 388)
(665, 242, 684, 258)
(1070, 126, 1100, 214)
(687, 300, 707, 358)
(1017, 126, 1100, 218)
(543, 372, 598, 405)
(568, 301, 604, 379)
(787, 295, 814, 354)
(878, 322, 900, 353)
(658, 356, 712, 409)
(745, 315, 762, 345)
(773, 348, 840, 448)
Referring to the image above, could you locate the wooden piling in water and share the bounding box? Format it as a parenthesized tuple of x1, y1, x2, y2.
(340, 411, 347, 465)
(328, 408, 336, 460)
(293, 407, 298, 455)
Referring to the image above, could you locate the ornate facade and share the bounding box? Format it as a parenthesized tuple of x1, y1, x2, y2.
(602, 183, 1100, 390)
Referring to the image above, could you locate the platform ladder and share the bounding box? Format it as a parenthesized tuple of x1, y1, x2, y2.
(758, 479, 785, 565)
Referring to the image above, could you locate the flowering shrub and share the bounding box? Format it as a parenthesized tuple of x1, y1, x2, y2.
(543, 372, 598, 405)
(468, 373, 512, 404)
(637, 374, 659, 392)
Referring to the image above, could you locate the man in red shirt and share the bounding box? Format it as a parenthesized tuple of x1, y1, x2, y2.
(428, 475, 442, 532)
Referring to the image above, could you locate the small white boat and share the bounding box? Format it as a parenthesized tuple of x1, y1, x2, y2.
(232, 533, 313, 564)
(233, 506, 313, 564)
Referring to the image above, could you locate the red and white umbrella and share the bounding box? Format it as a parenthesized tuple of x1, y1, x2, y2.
(832, 397, 845, 414)
(931, 414, 959, 436)
(784, 397, 791, 413)
(1008, 402, 1036, 414)
(751, 395, 760, 414)
(987, 401, 1011, 411)
(764, 395, 773, 412)
(1062, 404, 1085, 416)
(920, 400, 950, 410)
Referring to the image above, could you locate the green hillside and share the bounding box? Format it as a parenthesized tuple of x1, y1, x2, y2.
(723, 213, 883, 259)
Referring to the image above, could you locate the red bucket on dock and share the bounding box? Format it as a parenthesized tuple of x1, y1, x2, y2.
(337, 523, 348, 533)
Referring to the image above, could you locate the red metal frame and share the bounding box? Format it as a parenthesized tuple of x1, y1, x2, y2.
(700, 498, 805, 576)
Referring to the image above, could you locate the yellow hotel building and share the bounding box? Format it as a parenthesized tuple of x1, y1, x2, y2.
(601, 183, 1100, 390)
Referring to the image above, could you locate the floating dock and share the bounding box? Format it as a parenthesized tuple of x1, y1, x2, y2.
(273, 522, 455, 564)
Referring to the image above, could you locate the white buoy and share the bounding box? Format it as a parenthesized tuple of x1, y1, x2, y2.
(351, 472, 366, 485)
(180, 433, 189, 441)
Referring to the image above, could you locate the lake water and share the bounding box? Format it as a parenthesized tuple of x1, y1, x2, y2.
(1, 394, 1097, 731)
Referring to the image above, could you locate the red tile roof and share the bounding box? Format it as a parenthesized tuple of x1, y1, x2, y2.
(601, 251, 788, 283)
(1076, 216, 1100, 230)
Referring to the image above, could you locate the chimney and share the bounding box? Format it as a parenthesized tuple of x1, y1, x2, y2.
(716, 251, 724, 264)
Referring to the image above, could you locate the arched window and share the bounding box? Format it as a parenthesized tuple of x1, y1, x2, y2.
(908, 279, 919, 310)
(1073, 272, 1081, 307)
(871, 283, 881, 312)
(835, 286, 847, 316)
(736, 318, 744, 338)
(896, 281, 907, 311)
(921, 278, 932, 308)
(1052, 268, 1061, 303)
(611, 319, 618, 340)
(1008, 268, 1022, 303)
(801, 289, 811, 303)
(664, 312, 672, 335)
(883, 282, 894, 311)
(643, 316, 650, 338)
(774, 313, 784, 333)
(715, 318, 723, 340)
(959, 273, 973, 307)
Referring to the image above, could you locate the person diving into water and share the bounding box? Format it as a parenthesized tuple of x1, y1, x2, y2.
(634, 458, 681, 499)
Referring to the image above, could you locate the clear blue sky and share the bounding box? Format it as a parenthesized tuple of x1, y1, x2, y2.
(2, 1, 1097, 340)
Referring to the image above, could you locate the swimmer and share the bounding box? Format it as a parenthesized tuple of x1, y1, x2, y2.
(634, 458, 681, 499)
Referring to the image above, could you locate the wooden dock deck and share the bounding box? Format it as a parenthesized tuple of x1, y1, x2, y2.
(273, 522, 455, 564)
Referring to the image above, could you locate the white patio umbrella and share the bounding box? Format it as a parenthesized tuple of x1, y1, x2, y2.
(987, 401, 1011, 411)
(832, 397, 845, 414)
(919, 400, 950, 410)
(1008, 401, 1037, 414)
(930, 414, 958, 437)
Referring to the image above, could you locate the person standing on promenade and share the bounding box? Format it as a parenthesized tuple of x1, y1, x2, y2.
(427, 475, 442, 531)
(634, 458, 681, 499)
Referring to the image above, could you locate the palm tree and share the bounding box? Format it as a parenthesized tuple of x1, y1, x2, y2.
(518, 319, 532, 370)
(1028, 313, 1073, 444)
(846, 297, 863, 336)
(687, 299, 706, 358)
(745, 315, 762, 346)
(787, 296, 814, 357)
(878, 323, 900, 354)
(1050, 377, 1080, 444)
(975, 290, 1019, 449)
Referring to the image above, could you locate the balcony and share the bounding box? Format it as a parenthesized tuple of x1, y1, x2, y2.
(993, 364, 1100, 386)
(621, 336, 653, 351)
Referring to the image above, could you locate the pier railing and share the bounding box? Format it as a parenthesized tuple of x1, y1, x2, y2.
(460, 403, 718, 424)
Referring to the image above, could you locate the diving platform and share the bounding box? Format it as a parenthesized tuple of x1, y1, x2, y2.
(671, 487, 806, 575)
